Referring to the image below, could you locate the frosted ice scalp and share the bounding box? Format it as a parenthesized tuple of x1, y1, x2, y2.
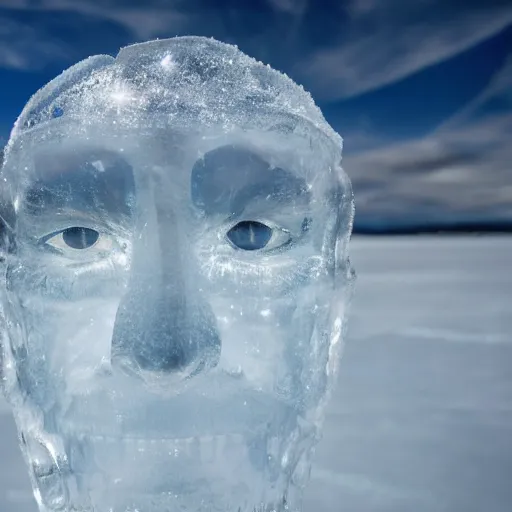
(0, 37, 355, 512)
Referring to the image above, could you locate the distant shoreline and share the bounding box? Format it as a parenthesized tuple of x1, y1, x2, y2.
(353, 222, 512, 236)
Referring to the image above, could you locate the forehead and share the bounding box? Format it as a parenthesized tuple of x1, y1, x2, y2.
(11, 37, 340, 145)
(5, 119, 342, 217)
(2, 37, 347, 222)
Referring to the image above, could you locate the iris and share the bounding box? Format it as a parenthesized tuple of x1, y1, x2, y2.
(61, 227, 99, 249)
(227, 221, 273, 251)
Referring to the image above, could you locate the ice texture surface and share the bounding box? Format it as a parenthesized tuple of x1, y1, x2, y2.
(0, 37, 355, 512)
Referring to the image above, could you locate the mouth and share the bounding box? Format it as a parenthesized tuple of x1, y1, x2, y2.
(24, 379, 312, 511)
(30, 431, 296, 512)
(85, 431, 257, 463)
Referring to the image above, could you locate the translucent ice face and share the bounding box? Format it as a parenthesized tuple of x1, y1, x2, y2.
(0, 37, 355, 512)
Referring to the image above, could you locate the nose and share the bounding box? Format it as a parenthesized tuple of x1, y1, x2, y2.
(111, 174, 220, 377)
(111, 285, 221, 375)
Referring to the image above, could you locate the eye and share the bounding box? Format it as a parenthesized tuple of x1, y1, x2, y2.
(44, 227, 113, 253)
(226, 220, 290, 251)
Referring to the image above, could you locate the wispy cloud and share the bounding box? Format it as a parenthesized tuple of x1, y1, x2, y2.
(296, 1, 512, 100)
(438, 54, 512, 129)
(264, 0, 308, 15)
(0, 15, 69, 70)
(1, 0, 186, 39)
(1, 0, 511, 101)
(344, 56, 512, 226)
(0, 0, 186, 70)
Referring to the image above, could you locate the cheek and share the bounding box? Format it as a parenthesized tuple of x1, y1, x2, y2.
(209, 278, 333, 397)
(22, 299, 120, 395)
(212, 296, 294, 387)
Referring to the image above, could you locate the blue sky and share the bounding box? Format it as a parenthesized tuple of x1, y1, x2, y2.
(1, 0, 511, 231)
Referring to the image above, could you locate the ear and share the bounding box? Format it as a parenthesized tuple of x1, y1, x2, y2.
(0, 147, 3, 391)
(325, 167, 356, 380)
(0, 144, 16, 265)
(325, 276, 355, 382)
(0, 233, 7, 398)
(0, 168, 16, 399)
(0, 224, 9, 398)
(0, 268, 23, 403)
(0, 149, 7, 393)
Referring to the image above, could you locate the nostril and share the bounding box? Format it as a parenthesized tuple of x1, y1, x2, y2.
(132, 343, 187, 373)
(111, 292, 221, 378)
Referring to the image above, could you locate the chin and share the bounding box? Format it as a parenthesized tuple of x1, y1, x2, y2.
(25, 425, 312, 512)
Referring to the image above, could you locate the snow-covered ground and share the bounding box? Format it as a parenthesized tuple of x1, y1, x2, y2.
(1, 236, 511, 511)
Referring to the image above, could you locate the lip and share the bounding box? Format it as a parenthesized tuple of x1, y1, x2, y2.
(57, 430, 289, 500)
(56, 376, 301, 443)
(79, 432, 255, 469)
(30, 431, 294, 512)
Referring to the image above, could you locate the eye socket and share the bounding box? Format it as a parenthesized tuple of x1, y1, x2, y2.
(226, 220, 290, 251)
(44, 227, 113, 253)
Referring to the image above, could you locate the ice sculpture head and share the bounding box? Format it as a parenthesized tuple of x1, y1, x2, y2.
(0, 37, 354, 511)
